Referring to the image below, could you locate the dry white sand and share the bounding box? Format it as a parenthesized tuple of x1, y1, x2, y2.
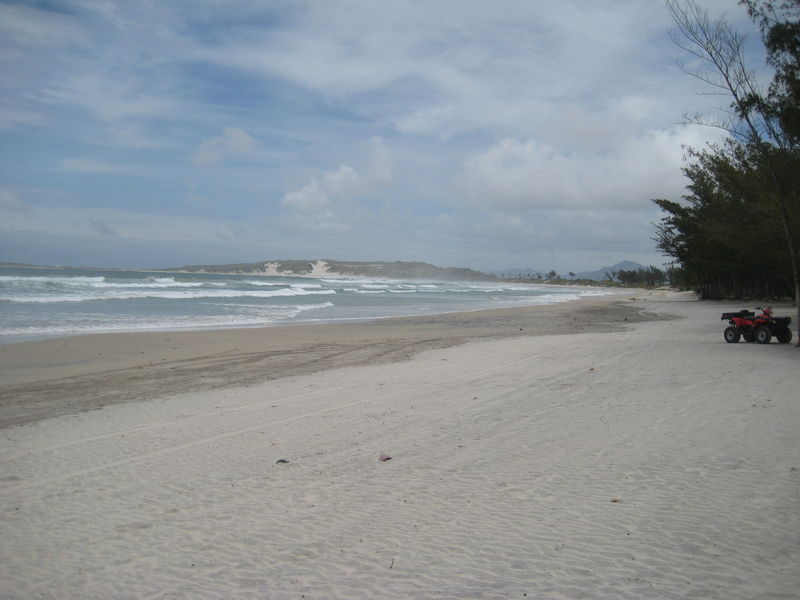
(1, 293, 798, 599)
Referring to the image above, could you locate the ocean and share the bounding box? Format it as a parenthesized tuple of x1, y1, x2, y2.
(0, 266, 623, 343)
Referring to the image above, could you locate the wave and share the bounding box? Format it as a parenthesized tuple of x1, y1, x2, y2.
(91, 281, 212, 289)
(0, 275, 106, 285)
(1, 267, 630, 342)
(242, 280, 287, 287)
(215, 301, 334, 311)
(0, 288, 337, 303)
(320, 277, 404, 286)
(0, 275, 213, 289)
(290, 283, 323, 289)
(361, 284, 390, 290)
(0, 301, 336, 337)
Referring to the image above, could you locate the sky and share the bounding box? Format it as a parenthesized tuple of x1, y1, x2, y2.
(0, 0, 770, 273)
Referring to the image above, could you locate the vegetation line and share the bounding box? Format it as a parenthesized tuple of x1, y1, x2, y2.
(653, 0, 799, 338)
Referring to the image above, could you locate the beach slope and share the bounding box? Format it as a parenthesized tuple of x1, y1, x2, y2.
(1, 293, 798, 598)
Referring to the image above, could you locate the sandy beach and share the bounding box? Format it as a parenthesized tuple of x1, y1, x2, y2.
(0, 294, 653, 429)
(1, 292, 798, 598)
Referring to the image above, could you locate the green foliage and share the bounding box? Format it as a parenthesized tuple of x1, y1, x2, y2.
(612, 266, 668, 287)
(742, 0, 800, 143)
(657, 1, 800, 304)
(653, 142, 800, 298)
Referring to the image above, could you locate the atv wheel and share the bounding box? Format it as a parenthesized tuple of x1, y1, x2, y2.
(724, 327, 740, 343)
(755, 326, 772, 344)
(776, 329, 793, 344)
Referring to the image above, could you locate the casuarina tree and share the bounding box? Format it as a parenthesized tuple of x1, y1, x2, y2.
(660, 0, 800, 344)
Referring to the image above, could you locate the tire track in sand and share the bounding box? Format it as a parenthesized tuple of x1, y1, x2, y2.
(2, 336, 638, 492)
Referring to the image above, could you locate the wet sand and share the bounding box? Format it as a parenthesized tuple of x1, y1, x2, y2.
(0, 295, 659, 428)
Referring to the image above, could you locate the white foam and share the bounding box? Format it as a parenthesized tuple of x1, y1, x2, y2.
(243, 280, 284, 287)
(0, 288, 337, 303)
(90, 281, 209, 289)
(1, 270, 629, 341)
(290, 283, 323, 289)
(0, 275, 106, 285)
(321, 278, 392, 285)
(0, 301, 337, 337)
(0, 274, 214, 290)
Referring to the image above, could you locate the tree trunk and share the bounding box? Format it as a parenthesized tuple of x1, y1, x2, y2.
(795, 281, 800, 347)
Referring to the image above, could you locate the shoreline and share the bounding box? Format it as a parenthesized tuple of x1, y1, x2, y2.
(0, 286, 632, 347)
(0, 293, 660, 428)
(0, 263, 635, 345)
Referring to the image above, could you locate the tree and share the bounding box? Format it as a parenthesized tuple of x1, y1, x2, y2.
(654, 140, 797, 298)
(742, 1, 800, 142)
(613, 266, 668, 287)
(664, 0, 800, 343)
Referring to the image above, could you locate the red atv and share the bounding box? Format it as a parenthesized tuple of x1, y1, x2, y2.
(721, 307, 793, 344)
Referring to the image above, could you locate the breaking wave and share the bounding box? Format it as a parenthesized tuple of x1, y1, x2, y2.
(0, 267, 625, 341)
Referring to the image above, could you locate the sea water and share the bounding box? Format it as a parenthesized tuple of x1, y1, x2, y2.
(0, 266, 622, 343)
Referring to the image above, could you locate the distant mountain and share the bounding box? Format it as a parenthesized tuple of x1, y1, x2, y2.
(496, 261, 650, 281)
(168, 259, 497, 281)
(575, 260, 647, 281)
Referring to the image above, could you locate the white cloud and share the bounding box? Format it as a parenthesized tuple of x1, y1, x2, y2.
(281, 138, 393, 230)
(612, 95, 663, 124)
(2, 204, 240, 244)
(282, 211, 353, 234)
(366, 137, 393, 186)
(200, 0, 696, 141)
(192, 127, 257, 167)
(459, 124, 720, 212)
(0, 107, 47, 131)
(61, 158, 132, 174)
(0, 190, 31, 213)
(318, 138, 393, 197)
(0, 1, 767, 271)
(281, 180, 331, 213)
(0, 3, 88, 49)
(42, 71, 178, 123)
(321, 166, 366, 198)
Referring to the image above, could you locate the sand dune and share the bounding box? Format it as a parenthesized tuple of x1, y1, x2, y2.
(1, 293, 798, 598)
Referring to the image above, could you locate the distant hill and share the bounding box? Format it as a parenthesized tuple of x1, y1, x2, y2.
(495, 261, 650, 281)
(168, 259, 497, 281)
(575, 260, 648, 281)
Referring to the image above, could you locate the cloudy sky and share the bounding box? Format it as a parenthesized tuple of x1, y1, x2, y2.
(0, 0, 767, 273)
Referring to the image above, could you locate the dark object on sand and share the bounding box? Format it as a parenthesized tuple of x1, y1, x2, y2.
(275, 459, 290, 464)
(721, 307, 792, 344)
